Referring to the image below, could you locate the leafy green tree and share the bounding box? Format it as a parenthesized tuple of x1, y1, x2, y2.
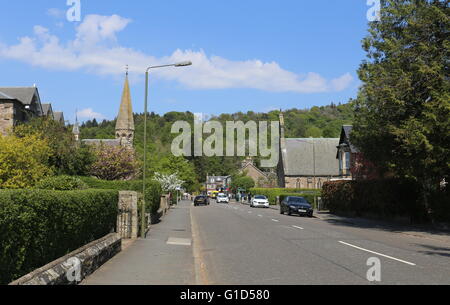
(231, 174, 256, 192)
(352, 0, 449, 213)
(15, 118, 95, 176)
(0, 134, 53, 189)
(155, 155, 200, 192)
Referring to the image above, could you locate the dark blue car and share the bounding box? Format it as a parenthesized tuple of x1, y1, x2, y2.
(280, 196, 313, 217)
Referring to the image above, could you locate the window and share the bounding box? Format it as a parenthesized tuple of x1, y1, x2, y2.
(345, 152, 351, 170)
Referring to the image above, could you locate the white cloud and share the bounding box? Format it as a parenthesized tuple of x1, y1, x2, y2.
(77, 108, 106, 120)
(0, 14, 353, 93)
(47, 8, 65, 19)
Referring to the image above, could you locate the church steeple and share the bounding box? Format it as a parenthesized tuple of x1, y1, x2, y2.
(115, 68, 134, 147)
(73, 110, 80, 142)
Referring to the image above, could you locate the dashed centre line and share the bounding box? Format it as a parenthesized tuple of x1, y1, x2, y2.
(292, 225, 304, 230)
(271, 219, 279, 222)
(338, 241, 416, 266)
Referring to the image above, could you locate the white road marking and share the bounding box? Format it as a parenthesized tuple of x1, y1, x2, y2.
(292, 225, 304, 230)
(167, 237, 192, 246)
(271, 219, 279, 222)
(248, 211, 252, 214)
(338, 241, 416, 266)
(258, 215, 263, 217)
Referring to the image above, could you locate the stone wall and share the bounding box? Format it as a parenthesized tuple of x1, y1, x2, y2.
(0, 102, 14, 136)
(284, 176, 337, 189)
(9, 233, 121, 285)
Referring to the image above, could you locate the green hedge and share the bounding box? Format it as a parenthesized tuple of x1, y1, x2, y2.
(79, 177, 162, 216)
(0, 189, 118, 284)
(78, 176, 144, 192)
(35, 175, 88, 191)
(250, 188, 321, 206)
(322, 179, 434, 222)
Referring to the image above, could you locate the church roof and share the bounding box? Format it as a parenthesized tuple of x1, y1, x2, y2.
(115, 75, 134, 131)
(82, 139, 121, 147)
(282, 138, 340, 176)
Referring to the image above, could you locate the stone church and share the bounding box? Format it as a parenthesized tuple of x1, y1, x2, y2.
(277, 112, 341, 189)
(75, 72, 135, 148)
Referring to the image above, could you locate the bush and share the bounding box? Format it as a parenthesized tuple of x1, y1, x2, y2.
(0, 134, 53, 189)
(80, 177, 164, 230)
(144, 181, 162, 214)
(322, 179, 430, 222)
(35, 176, 89, 191)
(0, 189, 119, 284)
(250, 188, 321, 205)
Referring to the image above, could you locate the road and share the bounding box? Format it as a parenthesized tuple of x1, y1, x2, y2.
(84, 200, 450, 285)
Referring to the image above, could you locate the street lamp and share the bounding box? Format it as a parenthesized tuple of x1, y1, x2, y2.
(141, 61, 192, 238)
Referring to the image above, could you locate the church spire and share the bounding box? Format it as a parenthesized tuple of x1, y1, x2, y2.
(73, 109, 80, 142)
(115, 68, 134, 147)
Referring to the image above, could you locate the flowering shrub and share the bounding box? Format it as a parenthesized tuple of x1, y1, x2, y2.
(89, 146, 140, 181)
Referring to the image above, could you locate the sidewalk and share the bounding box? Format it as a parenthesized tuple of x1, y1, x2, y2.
(82, 200, 195, 285)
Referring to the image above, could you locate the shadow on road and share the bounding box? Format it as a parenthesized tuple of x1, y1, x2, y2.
(415, 244, 450, 258)
(320, 213, 450, 241)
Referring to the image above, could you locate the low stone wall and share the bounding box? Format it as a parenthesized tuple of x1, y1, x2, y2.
(9, 233, 121, 285)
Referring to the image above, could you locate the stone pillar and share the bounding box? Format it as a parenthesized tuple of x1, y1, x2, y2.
(117, 191, 138, 239)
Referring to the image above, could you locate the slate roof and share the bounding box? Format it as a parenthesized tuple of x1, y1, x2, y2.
(53, 112, 65, 124)
(282, 138, 340, 176)
(41, 104, 53, 116)
(339, 125, 359, 153)
(116, 75, 134, 131)
(0, 87, 38, 105)
(0, 91, 15, 100)
(82, 139, 121, 147)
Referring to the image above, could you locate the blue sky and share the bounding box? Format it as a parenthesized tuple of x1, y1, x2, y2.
(0, 0, 373, 123)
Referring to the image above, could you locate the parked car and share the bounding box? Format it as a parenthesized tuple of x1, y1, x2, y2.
(280, 196, 313, 217)
(250, 195, 270, 208)
(216, 193, 230, 204)
(194, 195, 210, 206)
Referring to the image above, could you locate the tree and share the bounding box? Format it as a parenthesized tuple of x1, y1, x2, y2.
(352, 0, 449, 214)
(0, 134, 53, 189)
(14, 118, 95, 176)
(89, 146, 140, 180)
(154, 155, 199, 192)
(231, 175, 255, 192)
(153, 172, 184, 193)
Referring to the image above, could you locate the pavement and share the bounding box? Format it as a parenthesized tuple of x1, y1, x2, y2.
(82, 201, 195, 285)
(83, 199, 450, 285)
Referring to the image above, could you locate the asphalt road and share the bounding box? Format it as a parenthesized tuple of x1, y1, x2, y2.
(84, 199, 450, 285)
(191, 200, 450, 285)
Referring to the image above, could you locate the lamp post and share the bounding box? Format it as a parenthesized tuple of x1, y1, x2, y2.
(141, 61, 192, 238)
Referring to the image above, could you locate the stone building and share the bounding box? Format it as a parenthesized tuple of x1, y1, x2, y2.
(80, 72, 134, 148)
(206, 176, 232, 194)
(277, 113, 340, 189)
(336, 125, 358, 179)
(240, 157, 277, 188)
(0, 86, 66, 136)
